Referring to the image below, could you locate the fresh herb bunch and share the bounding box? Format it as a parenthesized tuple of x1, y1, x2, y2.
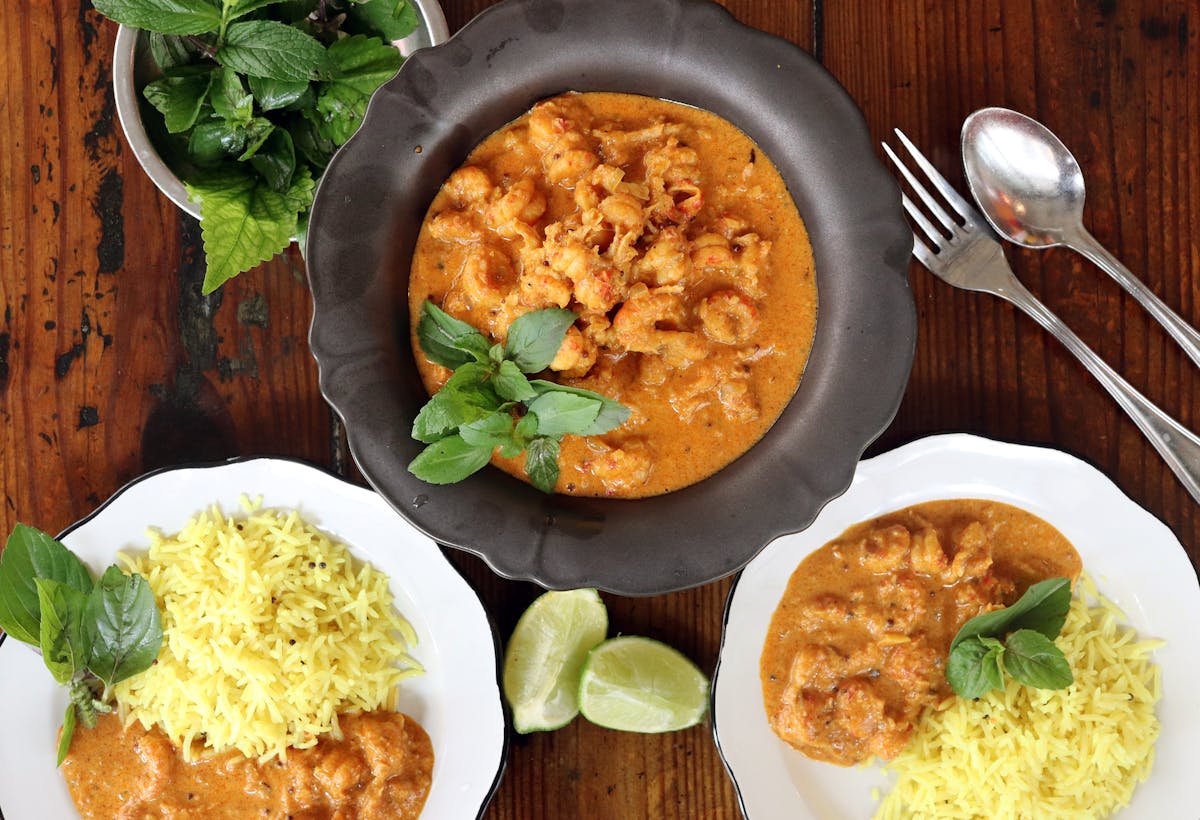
(411, 302, 631, 493)
(946, 577, 1074, 699)
(93, 0, 417, 293)
(0, 524, 163, 765)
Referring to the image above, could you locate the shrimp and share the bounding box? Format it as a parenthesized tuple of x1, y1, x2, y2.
(697, 289, 760, 344)
(632, 227, 691, 286)
(443, 246, 516, 319)
(549, 326, 599, 378)
(443, 166, 494, 206)
(611, 283, 707, 367)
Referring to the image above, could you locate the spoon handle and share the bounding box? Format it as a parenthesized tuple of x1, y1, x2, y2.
(997, 275, 1200, 505)
(1068, 230, 1200, 370)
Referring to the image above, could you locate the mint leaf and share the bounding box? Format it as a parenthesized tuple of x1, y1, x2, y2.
(459, 412, 518, 453)
(504, 309, 577, 373)
(187, 165, 314, 293)
(57, 702, 77, 767)
(210, 67, 255, 128)
(951, 577, 1072, 651)
(946, 635, 1005, 698)
(289, 112, 337, 170)
(227, 0, 288, 19)
(525, 436, 561, 493)
(92, 0, 221, 34)
(36, 578, 88, 686)
(347, 0, 419, 41)
(327, 35, 402, 95)
(526, 391, 602, 437)
(495, 359, 537, 402)
(237, 117, 276, 161)
(417, 301, 491, 369)
(188, 120, 249, 165)
(147, 32, 199, 70)
(248, 76, 311, 112)
(82, 566, 163, 690)
(408, 435, 493, 484)
(143, 72, 212, 134)
(411, 363, 502, 443)
(0, 524, 93, 647)
(219, 21, 332, 82)
(249, 129, 296, 192)
(529, 380, 630, 434)
(1003, 629, 1073, 690)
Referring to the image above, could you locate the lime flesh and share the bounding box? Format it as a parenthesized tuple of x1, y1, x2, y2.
(502, 588, 608, 733)
(578, 636, 710, 733)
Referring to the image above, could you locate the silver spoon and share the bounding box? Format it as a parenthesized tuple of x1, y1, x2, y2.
(961, 106, 1200, 369)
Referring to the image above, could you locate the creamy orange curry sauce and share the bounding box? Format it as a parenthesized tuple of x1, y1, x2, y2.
(63, 711, 433, 819)
(409, 92, 817, 497)
(760, 499, 1081, 766)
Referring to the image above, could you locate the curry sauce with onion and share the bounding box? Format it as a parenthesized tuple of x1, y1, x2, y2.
(760, 499, 1082, 766)
(62, 711, 433, 819)
(409, 92, 817, 497)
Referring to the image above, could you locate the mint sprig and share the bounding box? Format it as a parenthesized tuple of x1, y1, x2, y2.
(409, 302, 631, 492)
(0, 524, 163, 765)
(946, 577, 1074, 698)
(92, 0, 416, 292)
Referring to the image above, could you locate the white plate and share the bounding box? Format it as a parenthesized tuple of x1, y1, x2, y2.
(712, 434, 1200, 819)
(0, 458, 507, 819)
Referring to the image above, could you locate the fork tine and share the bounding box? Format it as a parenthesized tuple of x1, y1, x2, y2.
(892, 128, 979, 226)
(910, 234, 938, 269)
(882, 142, 958, 234)
(899, 191, 945, 250)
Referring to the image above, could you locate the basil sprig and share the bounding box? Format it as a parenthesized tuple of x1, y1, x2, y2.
(0, 524, 163, 765)
(945, 577, 1074, 699)
(410, 302, 631, 492)
(92, 0, 418, 292)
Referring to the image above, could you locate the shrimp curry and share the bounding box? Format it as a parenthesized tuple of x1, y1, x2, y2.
(408, 92, 818, 497)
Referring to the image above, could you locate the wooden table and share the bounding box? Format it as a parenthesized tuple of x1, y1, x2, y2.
(2, 1, 1197, 817)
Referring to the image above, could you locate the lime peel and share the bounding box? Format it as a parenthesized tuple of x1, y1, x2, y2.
(577, 635, 710, 733)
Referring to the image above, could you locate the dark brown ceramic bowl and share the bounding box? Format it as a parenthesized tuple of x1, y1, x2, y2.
(305, 0, 915, 595)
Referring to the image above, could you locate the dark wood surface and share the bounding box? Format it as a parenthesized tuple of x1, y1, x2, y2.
(2, 1, 1197, 818)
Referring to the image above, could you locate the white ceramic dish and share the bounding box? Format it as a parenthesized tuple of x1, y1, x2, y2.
(0, 457, 506, 819)
(712, 433, 1200, 819)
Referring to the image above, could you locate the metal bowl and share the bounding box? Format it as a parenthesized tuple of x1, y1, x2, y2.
(306, 0, 916, 595)
(112, 1, 451, 219)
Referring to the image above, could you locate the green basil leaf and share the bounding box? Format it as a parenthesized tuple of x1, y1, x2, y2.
(142, 71, 213, 134)
(951, 577, 1072, 651)
(408, 435, 493, 484)
(247, 76, 310, 112)
(494, 359, 537, 402)
(459, 412, 517, 452)
(528, 380, 630, 434)
(92, 0, 222, 34)
(525, 391, 602, 437)
(83, 566, 163, 689)
(249, 128, 296, 193)
(411, 363, 502, 443)
(1003, 629, 1074, 690)
(147, 32, 200, 70)
(227, 0, 288, 19)
(218, 21, 333, 82)
(525, 436, 561, 493)
(416, 301, 491, 370)
(945, 635, 1005, 699)
(36, 578, 88, 686)
(187, 119, 248, 165)
(513, 412, 538, 444)
(346, 0, 419, 41)
(57, 701, 77, 767)
(0, 524, 93, 647)
(504, 308, 577, 373)
(186, 165, 314, 293)
(209, 67, 255, 127)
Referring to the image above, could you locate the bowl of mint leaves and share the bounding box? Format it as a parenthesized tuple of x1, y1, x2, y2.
(102, 0, 449, 294)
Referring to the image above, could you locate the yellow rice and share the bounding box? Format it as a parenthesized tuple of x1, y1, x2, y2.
(874, 572, 1162, 820)
(113, 498, 422, 761)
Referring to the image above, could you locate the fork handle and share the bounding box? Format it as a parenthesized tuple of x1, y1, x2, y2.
(1067, 228, 1200, 370)
(999, 277, 1200, 504)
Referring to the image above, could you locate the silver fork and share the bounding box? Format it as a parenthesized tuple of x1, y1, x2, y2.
(884, 128, 1200, 505)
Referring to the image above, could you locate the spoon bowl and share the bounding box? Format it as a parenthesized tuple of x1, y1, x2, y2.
(960, 106, 1200, 370)
(961, 107, 1087, 247)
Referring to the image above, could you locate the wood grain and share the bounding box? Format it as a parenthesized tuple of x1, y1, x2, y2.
(1, 1, 1197, 819)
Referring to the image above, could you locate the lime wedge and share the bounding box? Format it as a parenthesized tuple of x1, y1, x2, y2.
(577, 636, 710, 732)
(502, 588, 608, 733)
